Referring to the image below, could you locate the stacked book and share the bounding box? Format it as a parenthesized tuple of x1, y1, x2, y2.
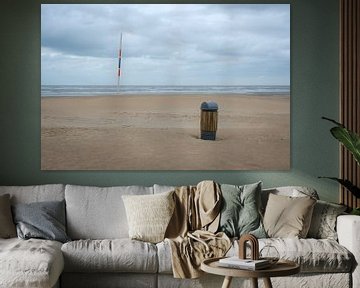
(218, 257, 271, 270)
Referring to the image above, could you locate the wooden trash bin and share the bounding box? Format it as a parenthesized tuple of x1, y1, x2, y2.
(200, 101, 218, 140)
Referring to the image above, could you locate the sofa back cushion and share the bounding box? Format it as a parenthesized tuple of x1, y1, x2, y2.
(153, 184, 176, 194)
(65, 185, 153, 239)
(0, 184, 65, 204)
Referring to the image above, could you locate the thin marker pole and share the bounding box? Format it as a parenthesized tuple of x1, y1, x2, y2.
(117, 33, 123, 92)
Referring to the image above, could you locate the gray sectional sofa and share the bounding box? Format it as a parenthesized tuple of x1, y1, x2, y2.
(0, 183, 359, 288)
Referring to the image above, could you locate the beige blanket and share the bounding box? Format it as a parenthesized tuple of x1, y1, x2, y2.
(165, 180, 231, 278)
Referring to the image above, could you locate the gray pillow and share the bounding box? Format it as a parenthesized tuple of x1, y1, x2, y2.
(0, 194, 16, 238)
(12, 200, 70, 243)
(218, 182, 266, 238)
(307, 200, 347, 240)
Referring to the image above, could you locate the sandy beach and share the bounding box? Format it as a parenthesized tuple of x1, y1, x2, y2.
(41, 94, 290, 170)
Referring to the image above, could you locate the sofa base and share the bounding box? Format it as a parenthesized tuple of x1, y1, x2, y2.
(60, 273, 157, 288)
(60, 272, 352, 288)
(157, 272, 351, 288)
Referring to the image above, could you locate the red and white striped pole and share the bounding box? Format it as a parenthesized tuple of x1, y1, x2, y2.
(117, 33, 123, 92)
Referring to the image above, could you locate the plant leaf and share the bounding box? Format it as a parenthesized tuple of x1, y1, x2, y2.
(321, 116, 344, 128)
(318, 177, 360, 198)
(322, 116, 360, 165)
(330, 126, 360, 165)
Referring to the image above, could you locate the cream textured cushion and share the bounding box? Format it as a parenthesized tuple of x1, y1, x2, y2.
(122, 191, 175, 243)
(0, 194, 16, 238)
(263, 193, 316, 238)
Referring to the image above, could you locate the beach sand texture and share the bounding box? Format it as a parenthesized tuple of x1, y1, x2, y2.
(41, 94, 290, 170)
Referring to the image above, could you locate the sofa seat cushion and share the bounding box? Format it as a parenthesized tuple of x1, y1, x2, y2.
(260, 238, 353, 272)
(157, 238, 353, 274)
(0, 238, 64, 288)
(61, 239, 158, 273)
(231, 238, 353, 273)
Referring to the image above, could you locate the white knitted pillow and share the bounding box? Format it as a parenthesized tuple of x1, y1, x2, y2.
(122, 191, 175, 243)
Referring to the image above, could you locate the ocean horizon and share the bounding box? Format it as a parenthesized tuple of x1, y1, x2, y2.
(41, 85, 290, 97)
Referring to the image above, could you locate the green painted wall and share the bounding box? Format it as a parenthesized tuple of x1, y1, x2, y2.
(0, 0, 340, 202)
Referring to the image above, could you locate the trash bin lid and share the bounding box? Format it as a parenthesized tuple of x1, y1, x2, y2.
(201, 101, 218, 111)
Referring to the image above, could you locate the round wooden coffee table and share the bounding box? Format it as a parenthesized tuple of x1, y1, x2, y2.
(201, 257, 300, 288)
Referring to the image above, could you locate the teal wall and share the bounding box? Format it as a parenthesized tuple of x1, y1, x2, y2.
(0, 0, 340, 202)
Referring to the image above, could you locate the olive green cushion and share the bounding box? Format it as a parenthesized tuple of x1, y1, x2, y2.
(218, 182, 266, 238)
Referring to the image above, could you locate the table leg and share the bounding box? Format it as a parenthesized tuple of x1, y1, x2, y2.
(263, 277, 273, 288)
(251, 278, 258, 288)
(221, 276, 233, 288)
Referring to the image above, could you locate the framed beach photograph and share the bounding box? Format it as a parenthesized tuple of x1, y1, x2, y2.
(41, 4, 290, 170)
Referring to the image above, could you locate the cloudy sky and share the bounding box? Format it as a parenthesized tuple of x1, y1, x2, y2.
(41, 4, 290, 86)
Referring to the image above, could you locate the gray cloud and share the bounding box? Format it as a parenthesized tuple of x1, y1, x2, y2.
(41, 4, 290, 85)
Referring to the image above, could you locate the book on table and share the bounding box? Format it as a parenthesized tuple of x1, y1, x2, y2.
(218, 257, 271, 270)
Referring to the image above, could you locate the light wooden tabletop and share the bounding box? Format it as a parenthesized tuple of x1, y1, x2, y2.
(201, 257, 300, 278)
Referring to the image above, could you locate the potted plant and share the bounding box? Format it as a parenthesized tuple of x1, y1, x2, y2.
(320, 117, 360, 215)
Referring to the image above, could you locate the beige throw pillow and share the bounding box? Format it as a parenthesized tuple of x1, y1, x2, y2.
(0, 194, 17, 238)
(263, 193, 316, 238)
(122, 191, 175, 243)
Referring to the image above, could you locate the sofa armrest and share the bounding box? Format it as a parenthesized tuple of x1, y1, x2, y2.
(337, 215, 360, 288)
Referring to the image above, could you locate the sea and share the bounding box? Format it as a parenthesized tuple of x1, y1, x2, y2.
(41, 85, 290, 97)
